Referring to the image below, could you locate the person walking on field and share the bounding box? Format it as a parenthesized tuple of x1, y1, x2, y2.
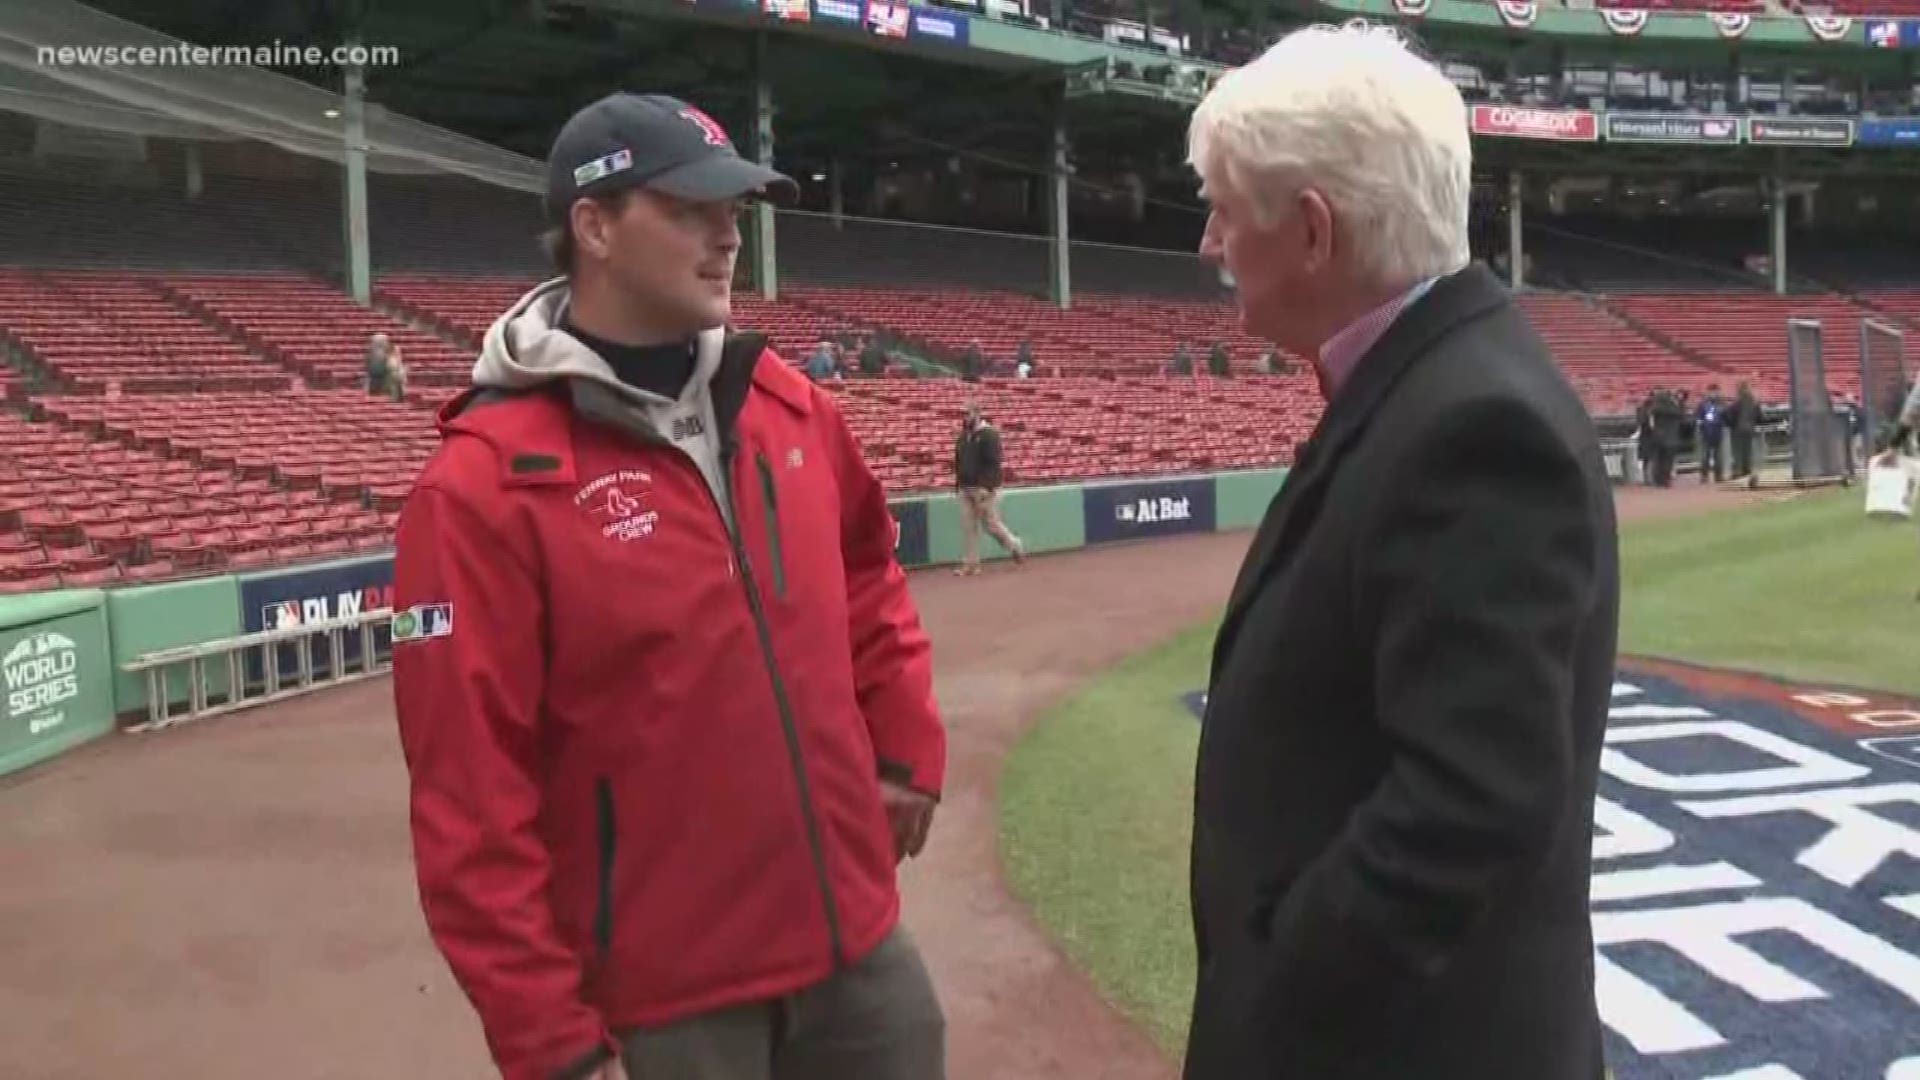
(1875, 374, 1920, 601)
(390, 91, 947, 1080)
(952, 400, 1025, 575)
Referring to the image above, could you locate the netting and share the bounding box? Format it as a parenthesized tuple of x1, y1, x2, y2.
(1860, 318, 1909, 451)
(1785, 318, 1849, 480)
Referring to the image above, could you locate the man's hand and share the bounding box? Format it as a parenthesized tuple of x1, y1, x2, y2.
(595, 1058, 628, 1080)
(879, 778, 937, 862)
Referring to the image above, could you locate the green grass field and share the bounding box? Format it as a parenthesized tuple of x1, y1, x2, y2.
(996, 488, 1920, 1060)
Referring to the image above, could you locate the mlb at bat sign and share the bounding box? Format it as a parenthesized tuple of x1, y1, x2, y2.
(908, 9, 969, 45)
(1594, 663, 1920, 1079)
(762, 0, 810, 22)
(1470, 105, 1599, 142)
(237, 555, 393, 682)
(1746, 116, 1855, 148)
(888, 499, 929, 569)
(1606, 113, 1742, 145)
(1082, 477, 1214, 544)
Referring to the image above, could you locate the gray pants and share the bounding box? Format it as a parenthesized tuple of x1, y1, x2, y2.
(619, 926, 945, 1080)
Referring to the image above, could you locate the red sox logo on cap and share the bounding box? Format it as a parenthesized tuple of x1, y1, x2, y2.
(678, 107, 730, 148)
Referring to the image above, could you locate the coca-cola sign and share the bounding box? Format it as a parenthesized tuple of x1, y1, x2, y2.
(1469, 105, 1599, 142)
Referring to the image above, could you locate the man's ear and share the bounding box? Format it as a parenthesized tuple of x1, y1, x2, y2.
(1297, 188, 1335, 276)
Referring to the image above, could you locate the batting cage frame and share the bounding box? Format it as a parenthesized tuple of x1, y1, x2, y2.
(1860, 318, 1909, 455)
(1767, 318, 1852, 487)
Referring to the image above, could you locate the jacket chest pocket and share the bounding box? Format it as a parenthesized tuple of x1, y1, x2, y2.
(742, 435, 837, 605)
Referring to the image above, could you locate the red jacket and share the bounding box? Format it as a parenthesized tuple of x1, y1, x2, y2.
(391, 332, 944, 1080)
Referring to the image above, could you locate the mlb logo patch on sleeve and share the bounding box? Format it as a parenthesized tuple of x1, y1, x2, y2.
(392, 603, 454, 644)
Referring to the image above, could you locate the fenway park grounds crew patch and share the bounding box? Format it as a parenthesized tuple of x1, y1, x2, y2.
(391, 603, 453, 644)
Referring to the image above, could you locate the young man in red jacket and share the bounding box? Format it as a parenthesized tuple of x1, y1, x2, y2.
(390, 92, 948, 1080)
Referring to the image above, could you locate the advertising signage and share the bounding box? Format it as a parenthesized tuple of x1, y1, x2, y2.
(1858, 118, 1920, 147)
(908, 8, 969, 45)
(1746, 116, 1855, 147)
(1605, 113, 1742, 145)
(1865, 18, 1920, 48)
(810, 0, 864, 24)
(1469, 105, 1598, 142)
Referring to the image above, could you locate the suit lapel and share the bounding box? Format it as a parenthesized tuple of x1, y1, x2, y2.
(1211, 265, 1513, 677)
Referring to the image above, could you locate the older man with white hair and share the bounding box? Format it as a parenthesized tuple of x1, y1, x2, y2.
(1184, 23, 1619, 1080)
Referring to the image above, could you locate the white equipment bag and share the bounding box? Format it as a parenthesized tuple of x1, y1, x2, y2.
(1865, 454, 1918, 520)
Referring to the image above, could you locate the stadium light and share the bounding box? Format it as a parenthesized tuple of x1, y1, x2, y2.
(324, 108, 340, 119)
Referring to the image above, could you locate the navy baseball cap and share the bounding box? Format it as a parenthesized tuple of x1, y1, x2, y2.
(544, 92, 797, 224)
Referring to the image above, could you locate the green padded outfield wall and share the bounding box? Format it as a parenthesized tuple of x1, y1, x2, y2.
(1214, 468, 1290, 531)
(926, 483, 1087, 566)
(2, 467, 1295, 778)
(0, 589, 115, 777)
(105, 576, 243, 721)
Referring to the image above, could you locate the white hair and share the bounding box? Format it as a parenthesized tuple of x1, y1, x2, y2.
(1188, 21, 1471, 285)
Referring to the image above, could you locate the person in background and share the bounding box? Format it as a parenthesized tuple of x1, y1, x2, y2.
(1694, 383, 1726, 484)
(805, 338, 838, 383)
(859, 333, 888, 377)
(1649, 387, 1683, 488)
(1183, 23, 1617, 1080)
(391, 91, 946, 1080)
(386, 345, 410, 404)
(1168, 341, 1194, 376)
(952, 400, 1025, 575)
(1729, 378, 1761, 479)
(366, 332, 393, 396)
(960, 339, 984, 382)
(1874, 375, 1920, 600)
(1634, 389, 1656, 484)
(1015, 338, 1034, 376)
(1206, 340, 1231, 378)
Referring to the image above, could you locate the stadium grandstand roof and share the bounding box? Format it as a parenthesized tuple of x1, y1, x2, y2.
(1, 0, 541, 190)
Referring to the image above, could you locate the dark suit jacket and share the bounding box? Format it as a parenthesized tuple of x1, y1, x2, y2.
(1185, 265, 1619, 1080)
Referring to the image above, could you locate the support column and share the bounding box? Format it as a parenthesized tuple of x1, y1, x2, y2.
(1047, 103, 1071, 310)
(341, 47, 371, 306)
(1508, 168, 1525, 291)
(184, 142, 203, 200)
(829, 156, 844, 231)
(1769, 173, 1788, 296)
(752, 35, 778, 301)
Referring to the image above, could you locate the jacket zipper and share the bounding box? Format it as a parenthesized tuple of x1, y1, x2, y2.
(721, 441, 846, 967)
(594, 778, 616, 958)
(754, 452, 789, 600)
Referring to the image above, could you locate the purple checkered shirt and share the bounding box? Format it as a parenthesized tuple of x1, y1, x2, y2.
(1314, 277, 1437, 401)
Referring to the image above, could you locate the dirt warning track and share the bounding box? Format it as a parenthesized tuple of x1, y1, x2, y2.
(0, 485, 1739, 1079)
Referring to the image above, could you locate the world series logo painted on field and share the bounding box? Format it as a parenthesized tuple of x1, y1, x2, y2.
(1183, 661, 1920, 1079)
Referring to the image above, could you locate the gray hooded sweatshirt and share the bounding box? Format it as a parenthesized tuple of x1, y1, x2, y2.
(472, 277, 736, 528)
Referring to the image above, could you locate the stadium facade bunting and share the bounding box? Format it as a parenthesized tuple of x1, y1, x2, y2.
(1319, 0, 1894, 48)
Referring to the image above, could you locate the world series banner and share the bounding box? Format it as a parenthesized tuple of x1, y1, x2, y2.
(1083, 476, 1215, 544)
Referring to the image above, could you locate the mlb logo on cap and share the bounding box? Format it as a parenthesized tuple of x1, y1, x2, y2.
(572, 148, 633, 189)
